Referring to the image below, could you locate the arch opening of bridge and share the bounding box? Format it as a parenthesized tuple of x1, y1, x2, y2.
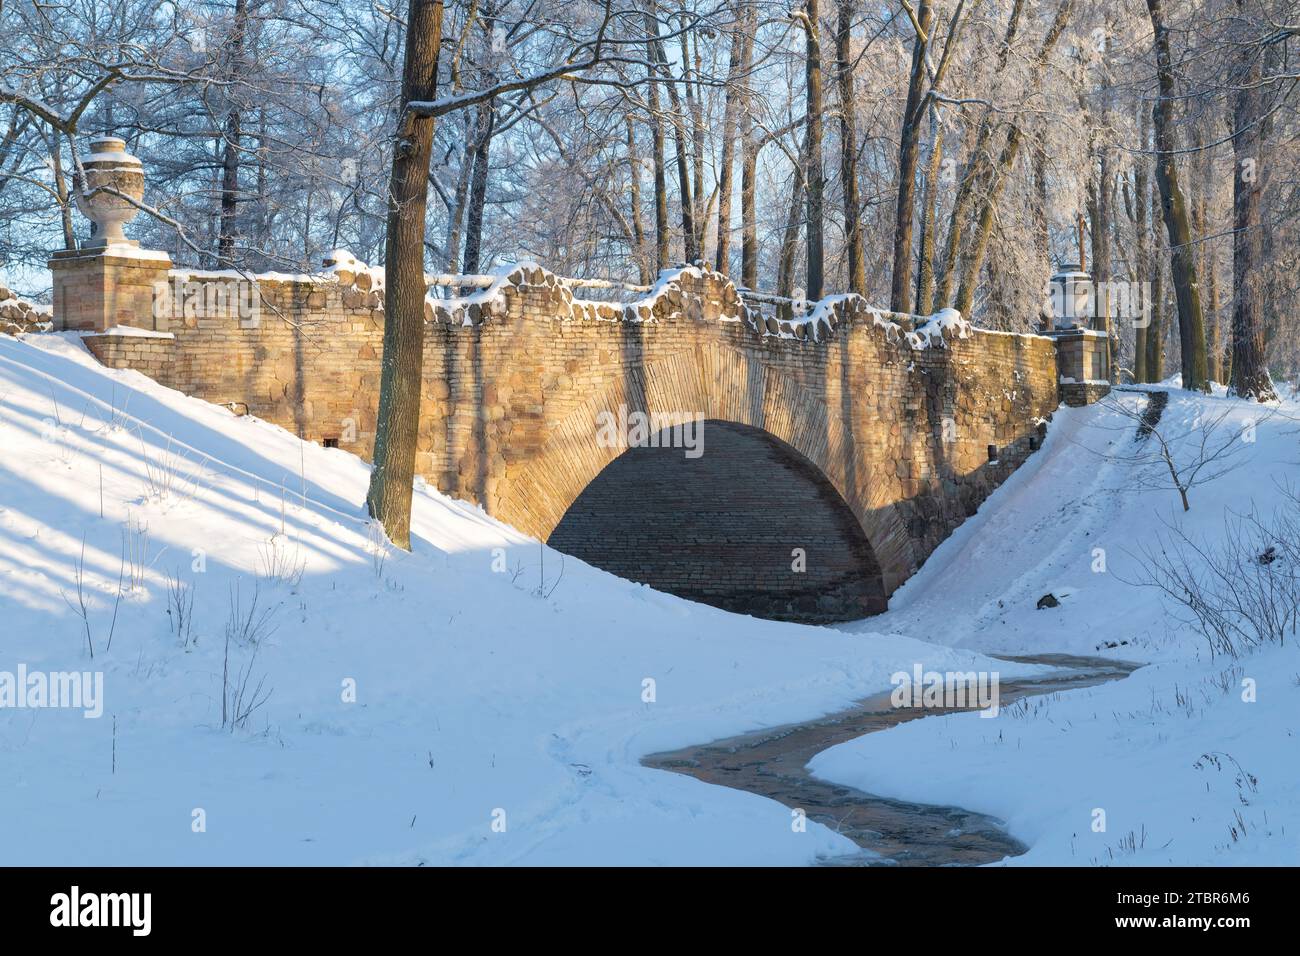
(546, 419, 888, 624)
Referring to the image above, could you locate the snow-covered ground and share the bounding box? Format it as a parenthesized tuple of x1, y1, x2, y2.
(822, 386, 1300, 866)
(0, 331, 1295, 865)
(0, 332, 1038, 866)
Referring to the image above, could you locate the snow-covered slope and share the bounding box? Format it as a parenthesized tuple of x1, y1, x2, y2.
(2, 331, 1295, 866)
(822, 387, 1300, 865)
(0, 332, 1033, 866)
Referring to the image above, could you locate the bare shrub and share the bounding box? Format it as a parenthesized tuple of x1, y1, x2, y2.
(166, 569, 196, 647)
(1125, 493, 1300, 657)
(60, 533, 126, 657)
(61, 534, 95, 659)
(80, 384, 133, 434)
(224, 580, 279, 647)
(138, 432, 210, 504)
(534, 541, 564, 598)
(122, 513, 150, 592)
(221, 629, 273, 733)
(1090, 396, 1267, 511)
(366, 519, 389, 580)
(258, 532, 305, 588)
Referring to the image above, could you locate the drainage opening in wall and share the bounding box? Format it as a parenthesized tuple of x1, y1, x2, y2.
(322, 437, 339, 449)
(987, 444, 998, 461)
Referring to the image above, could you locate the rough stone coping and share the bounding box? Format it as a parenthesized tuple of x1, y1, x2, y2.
(413, 261, 1049, 354)
(0, 285, 53, 335)
(84, 252, 1067, 355)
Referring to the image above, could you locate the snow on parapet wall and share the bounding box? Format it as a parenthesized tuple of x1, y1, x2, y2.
(747, 291, 974, 351)
(426, 261, 544, 327)
(321, 249, 386, 295)
(907, 308, 972, 349)
(156, 252, 1023, 352)
(422, 262, 740, 329)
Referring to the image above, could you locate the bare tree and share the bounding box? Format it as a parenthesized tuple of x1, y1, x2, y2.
(1226, 0, 1279, 402)
(835, 0, 865, 295)
(366, 0, 445, 549)
(1146, 0, 1210, 393)
(796, 0, 825, 299)
(889, 0, 933, 314)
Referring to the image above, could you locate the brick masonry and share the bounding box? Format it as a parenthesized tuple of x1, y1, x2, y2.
(549, 420, 888, 623)
(73, 257, 1110, 619)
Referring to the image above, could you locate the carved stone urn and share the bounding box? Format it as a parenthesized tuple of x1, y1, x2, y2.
(74, 137, 145, 248)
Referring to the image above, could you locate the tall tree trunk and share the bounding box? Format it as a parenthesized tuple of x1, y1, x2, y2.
(1207, 253, 1221, 383)
(218, 108, 242, 262)
(444, 121, 475, 271)
(218, 0, 249, 263)
(777, 146, 807, 312)
(1146, 197, 1165, 382)
(644, 12, 670, 271)
(955, 0, 1073, 318)
(835, 0, 865, 295)
(1033, 140, 1050, 266)
(714, 3, 750, 274)
(1133, 113, 1150, 382)
(890, 0, 933, 314)
(740, 100, 759, 289)
(255, 108, 270, 248)
(914, 104, 942, 314)
(1227, 0, 1277, 401)
(802, 0, 825, 299)
(684, 24, 705, 254)
(1195, 137, 1223, 384)
(626, 118, 650, 283)
(648, 17, 696, 264)
(366, 0, 444, 549)
(935, 0, 1025, 308)
(954, 124, 1019, 317)
(1090, 147, 1114, 378)
(50, 132, 76, 250)
(462, 98, 495, 274)
(1146, 0, 1209, 393)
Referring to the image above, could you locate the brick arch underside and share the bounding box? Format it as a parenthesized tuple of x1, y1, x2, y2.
(492, 341, 918, 603)
(547, 419, 888, 623)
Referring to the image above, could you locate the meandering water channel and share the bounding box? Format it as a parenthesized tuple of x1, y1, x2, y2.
(643, 653, 1140, 866)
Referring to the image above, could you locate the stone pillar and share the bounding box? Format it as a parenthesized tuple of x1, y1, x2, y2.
(49, 247, 171, 332)
(1053, 329, 1111, 406)
(48, 137, 171, 332)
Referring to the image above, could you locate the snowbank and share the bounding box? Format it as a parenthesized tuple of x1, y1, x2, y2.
(825, 387, 1300, 865)
(0, 331, 1031, 865)
(3, 328, 1294, 866)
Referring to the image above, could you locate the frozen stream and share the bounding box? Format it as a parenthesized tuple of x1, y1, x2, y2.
(643, 653, 1140, 866)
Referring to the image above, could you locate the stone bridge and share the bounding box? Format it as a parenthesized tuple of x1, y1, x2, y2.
(52, 246, 1110, 623)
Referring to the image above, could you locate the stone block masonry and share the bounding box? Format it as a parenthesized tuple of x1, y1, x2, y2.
(48, 247, 173, 333)
(72, 257, 1106, 619)
(0, 284, 52, 335)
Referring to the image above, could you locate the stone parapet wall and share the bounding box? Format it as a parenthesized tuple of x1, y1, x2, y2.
(80, 262, 1074, 600)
